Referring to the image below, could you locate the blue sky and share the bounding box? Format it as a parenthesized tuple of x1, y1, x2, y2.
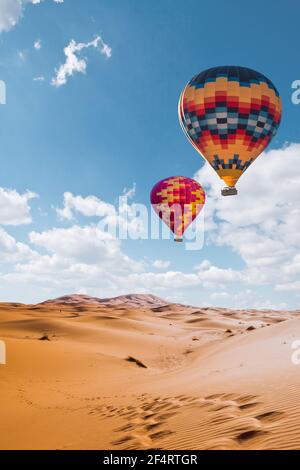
(0, 0, 300, 308)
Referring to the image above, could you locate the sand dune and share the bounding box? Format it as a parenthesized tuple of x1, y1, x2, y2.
(40, 293, 169, 309)
(0, 295, 300, 449)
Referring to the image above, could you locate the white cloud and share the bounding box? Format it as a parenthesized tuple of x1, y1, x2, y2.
(0, 187, 237, 302)
(34, 39, 41, 50)
(209, 289, 287, 310)
(32, 0, 64, 3)
(194, 260, 242, 284)
(0, 188, 37, 225)
(194, 143, 300, 292)
(56, 190, 147, 239)
(18, 50, 26, 61)
(0, 0, 63, 34)
(0, 227, 35, 262)
(152, 260, 171, 269)
(51, 36, 112, 87)
(56, 192, 115, 221)
(120, 263, 240, 293)
(1, 145, 300, 309)
(32, 156, 300, 308)
(2, 223, 143, 296)
(123, 183, 136, 199)
(276, 281, 300, 292)
(0, 0, 23, 33)
(29, 225, 124, 265)
(33, 75, 45, 82)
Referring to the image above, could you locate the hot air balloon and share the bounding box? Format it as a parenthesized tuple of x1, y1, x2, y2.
(150, 176, 206, 242)
(178, 66, 282, 196)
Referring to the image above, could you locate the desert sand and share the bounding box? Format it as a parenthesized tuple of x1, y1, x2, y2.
(0, 294, 300, 450)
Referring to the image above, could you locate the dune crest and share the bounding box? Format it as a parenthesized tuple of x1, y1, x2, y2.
(39, 293, 170, 309)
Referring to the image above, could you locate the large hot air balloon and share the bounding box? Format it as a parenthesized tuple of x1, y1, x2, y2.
(179, 66, 282, 196)
(150, 176, 206, 242)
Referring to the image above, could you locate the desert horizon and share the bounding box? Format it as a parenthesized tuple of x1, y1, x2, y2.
(1, 293, 300, 450)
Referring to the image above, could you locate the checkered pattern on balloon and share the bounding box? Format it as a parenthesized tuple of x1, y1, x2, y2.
(150, 176, 206, 238)
(178, 66, 282, 188)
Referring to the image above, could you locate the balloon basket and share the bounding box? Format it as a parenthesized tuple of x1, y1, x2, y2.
(221, 187, 238, 196)
(174, 238, 183, 243)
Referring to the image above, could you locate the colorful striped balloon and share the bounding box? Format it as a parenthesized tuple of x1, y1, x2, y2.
(179, 66, 282, 195)
(150, 176, 206, 242)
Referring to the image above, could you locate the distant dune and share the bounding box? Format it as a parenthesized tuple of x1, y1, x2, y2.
(40, 293, 170, 308)
(0, 294, 300, 450)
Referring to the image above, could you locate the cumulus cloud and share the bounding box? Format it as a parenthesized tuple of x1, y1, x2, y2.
(29, 225, 125, 265)
(0, 227, 35, 262)
(51, 36, 112, 87)
(1, 145, 300, 309)
(276, 281, 300, 292)
(56, 192, 115, 221)
(195, 143, 300, 293)
(3, 223, 143, 296)
(152, 260, 171, 269)
(194, 260, 242, 285)
(209, 289, 288, 310)
(0, 188, 37, 225)
(56, 189, 147, 239)
(115, 261, 241, 294)
(0, 187, 236, 302)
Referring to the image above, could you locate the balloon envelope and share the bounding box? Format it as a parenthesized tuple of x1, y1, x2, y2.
(150, 176, 206, 241)
(179, 66, 282, 189)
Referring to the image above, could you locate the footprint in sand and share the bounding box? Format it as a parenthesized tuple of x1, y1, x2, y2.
(88, 392, 286, 450)
(201, 393, 285, 449)
(109, 395, 198, 449)
(255, 411, 285, 423)
(235, 429, 268, 444)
